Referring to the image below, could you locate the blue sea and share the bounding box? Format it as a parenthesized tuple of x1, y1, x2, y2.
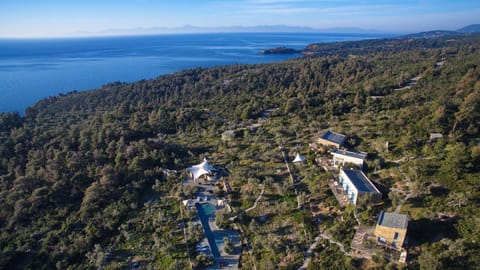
(0, 33, 387, 113)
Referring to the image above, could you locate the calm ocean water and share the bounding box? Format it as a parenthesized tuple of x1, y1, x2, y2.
(0, 33, 387, 113)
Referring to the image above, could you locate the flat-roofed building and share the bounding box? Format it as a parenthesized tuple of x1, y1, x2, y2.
(332, 149, 367, 169)
(338, 168, 382, 205)
(374, 211, 408, 250)
(318, 130, 346, 149)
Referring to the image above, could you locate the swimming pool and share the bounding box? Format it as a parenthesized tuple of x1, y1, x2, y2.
(196, 203, 221, 258)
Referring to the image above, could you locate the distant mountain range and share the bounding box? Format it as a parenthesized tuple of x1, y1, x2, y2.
(70, 24, 386, 37)
(457, 24, 480, 33)
(401, 24, 480, 39)
(69, 23, 480, 38)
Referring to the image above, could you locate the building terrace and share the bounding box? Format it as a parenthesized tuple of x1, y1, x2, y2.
(331, 149, 367, 169)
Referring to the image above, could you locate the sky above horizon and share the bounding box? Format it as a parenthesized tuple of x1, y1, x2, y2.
(0, 0, 479, 38)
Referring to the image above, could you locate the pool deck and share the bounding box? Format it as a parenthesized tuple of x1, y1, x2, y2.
(185, 176, 241, 269)
(196, 203, 222, 258)
(207, 217, 241, 270)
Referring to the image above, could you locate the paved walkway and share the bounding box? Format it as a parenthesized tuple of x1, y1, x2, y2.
(206, 220, 241, 270)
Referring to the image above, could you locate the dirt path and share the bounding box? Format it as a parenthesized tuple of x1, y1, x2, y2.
(280, 148, 295, 183)
(298, 234, 323, 270)
(299, 231, 370, 269)
(394, 164, 414, 213)
(245, 185, 265, 212)
(393, 75, 422, 91)
(385, 157, 415, 213)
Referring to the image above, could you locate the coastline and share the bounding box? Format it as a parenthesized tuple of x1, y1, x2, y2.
(0, 32, 389, 114)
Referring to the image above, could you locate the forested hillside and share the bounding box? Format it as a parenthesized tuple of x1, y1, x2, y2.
(1, 34, 480, 269)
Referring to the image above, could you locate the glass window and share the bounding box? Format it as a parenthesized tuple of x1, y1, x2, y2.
(394, 232, 399, 240)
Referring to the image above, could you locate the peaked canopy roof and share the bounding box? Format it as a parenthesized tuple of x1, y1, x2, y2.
(292, 153, 306, 163)
(187, 158, 216, 181)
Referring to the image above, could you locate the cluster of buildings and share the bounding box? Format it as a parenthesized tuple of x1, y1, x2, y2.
(318, 130, 378, 205)
(318, 130, 409, 254)
(182, 129, 410, 261)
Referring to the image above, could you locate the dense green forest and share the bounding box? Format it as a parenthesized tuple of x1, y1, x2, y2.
(1, 33, 480, 269)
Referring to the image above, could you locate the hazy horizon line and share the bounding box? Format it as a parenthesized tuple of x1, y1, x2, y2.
(0, 23, 459, 39)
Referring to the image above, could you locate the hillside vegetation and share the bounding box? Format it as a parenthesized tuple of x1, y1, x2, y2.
(1, 34, 480, 269)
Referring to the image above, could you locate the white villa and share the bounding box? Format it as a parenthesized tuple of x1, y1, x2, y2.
(331, 149, 367, 169)
(338, 168, 382, 205)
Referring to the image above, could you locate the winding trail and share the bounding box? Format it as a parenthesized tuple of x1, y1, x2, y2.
(393, 75, 422, 91)
(385, 157, 415, 213)
(394, 164, 414, 213)
(245, 185, 265, 212)
(299, 234, 322, 270)
(298, 232, 349, 270)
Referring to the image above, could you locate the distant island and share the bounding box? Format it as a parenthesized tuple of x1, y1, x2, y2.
(260, 23, 480, 57)
(260, 47, 298, 54)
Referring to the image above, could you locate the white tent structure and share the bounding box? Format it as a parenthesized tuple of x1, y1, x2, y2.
(182, 199, 194, 208)
(292, 153, 306, 163)
(187, 158, 216, 181)
(217, 198, 228, 207)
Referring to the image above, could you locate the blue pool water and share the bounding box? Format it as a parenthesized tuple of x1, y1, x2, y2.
(196, 202, 221, 258)
(0, 32, 389, 113)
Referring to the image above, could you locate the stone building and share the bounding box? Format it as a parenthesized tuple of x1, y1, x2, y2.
(374, 211, 408, 250)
